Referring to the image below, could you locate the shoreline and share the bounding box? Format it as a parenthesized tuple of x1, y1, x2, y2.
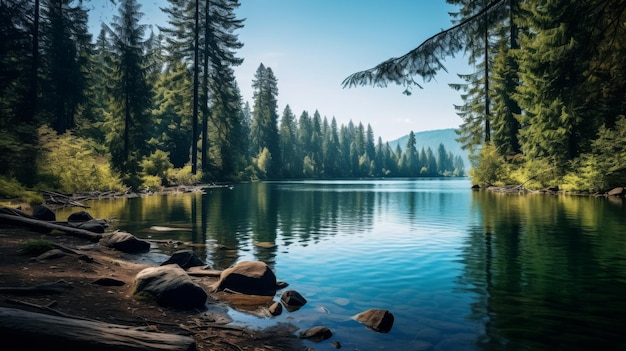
(0, 224, 306, 351)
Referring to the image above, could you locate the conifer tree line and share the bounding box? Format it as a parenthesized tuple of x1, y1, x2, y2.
(0, 0, 464, 193)
(344, 0, 626, 192)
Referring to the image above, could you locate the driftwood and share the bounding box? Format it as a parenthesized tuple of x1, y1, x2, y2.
(0, 280, 74, 295)
(42, 190, 90, 209)
(0, 213, 103, 242)
(0, 307, 197, 351)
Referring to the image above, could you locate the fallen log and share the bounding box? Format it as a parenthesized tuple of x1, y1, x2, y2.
(0, 307, 197, 351)
(0, 280, 74, 295)
(0, 213, 103, 242)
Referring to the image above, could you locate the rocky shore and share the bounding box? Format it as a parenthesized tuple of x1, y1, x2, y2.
(0, 202, 394, 351)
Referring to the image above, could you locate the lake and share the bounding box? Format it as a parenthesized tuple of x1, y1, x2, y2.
(55, 178, 626, 350)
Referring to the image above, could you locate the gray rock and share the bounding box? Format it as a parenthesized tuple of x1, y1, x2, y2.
(133, 264, 207, 309)
(67, 211, 94, 222)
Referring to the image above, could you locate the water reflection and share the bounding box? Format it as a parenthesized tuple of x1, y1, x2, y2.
(52, 180, 626, 350)
(463, 191, 626, 351)
(200, 182, 377, 268)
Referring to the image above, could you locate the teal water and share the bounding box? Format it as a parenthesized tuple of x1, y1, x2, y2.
(55, 179, 626, 350)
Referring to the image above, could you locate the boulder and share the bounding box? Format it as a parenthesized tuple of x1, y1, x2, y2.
(67, 211, 94, 222)
(352, 309, 395, 333)
(99, 231, 150, 253)
(299, 326, 332, 342)
(133, 264, 207, 309)
(210, 261, 277, 296)
(32, 205, 56, 222)
(160, 249, 205, 269)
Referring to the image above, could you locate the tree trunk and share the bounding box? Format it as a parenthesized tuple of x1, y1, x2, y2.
(0, 214, 103, 242)
(0, 307, 197, 351)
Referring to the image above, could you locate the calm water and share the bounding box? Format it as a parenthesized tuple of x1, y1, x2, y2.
(56, 179, 626, 350)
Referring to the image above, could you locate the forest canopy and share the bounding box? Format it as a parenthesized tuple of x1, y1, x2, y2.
(0, 0, 465, 199)
(3, 0, 623, 198)
(344, 0, 626, 192)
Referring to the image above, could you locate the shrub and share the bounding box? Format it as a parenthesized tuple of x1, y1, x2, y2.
(166, 165, 202, 186)
(36, 127, 125, 193)
(470, 143, 509, 187)
(140, 150, 173, 182)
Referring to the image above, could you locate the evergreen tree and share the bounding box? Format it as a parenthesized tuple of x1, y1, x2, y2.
(323, 117, 341, 177)
(310, 110, 323, 176)
(105, 0, 153, 175)
(338, 123, 353, 177)
(490, 0, 522, 157)
(297, 111, 312, 176)
(279, 104, 297, 178)
(0, 0, 40, 184)
(160, 0, 244, 177)
(249, 63, 279, 178)
(436, 143, 453, 175)
(402, 131, 419, 177)
(40, 0, 91, 134)
(516, 0, 596, 169)
(151, 60, 193, 168)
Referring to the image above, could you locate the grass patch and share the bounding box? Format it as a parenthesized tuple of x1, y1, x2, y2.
(18, 238, 53, 255)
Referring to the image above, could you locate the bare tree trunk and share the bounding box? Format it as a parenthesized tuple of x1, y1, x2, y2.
(0, 307, 197, 351)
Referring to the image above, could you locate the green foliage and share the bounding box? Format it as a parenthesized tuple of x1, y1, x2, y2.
(470, 143, 509, 187)
(36, 127, 126, 193)
(253, 147, 272, 179)
(0, 177, 44, 206)
(508, 157, 559, 190)
(19, 238, 54, 256)
(140, 150, 173, 186)
(141, 175, 163, 191)
(562, 117, 626, 192)
(166, 165, 202, 186)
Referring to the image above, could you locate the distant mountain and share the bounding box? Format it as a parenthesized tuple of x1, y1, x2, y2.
(387, 128, 471, 169)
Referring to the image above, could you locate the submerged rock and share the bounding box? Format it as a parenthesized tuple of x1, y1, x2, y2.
(268, 301, 283, 316)
(352, 308, 395, 333)
(160, 249, 205, 269)
(299, 326, 332, 342)
(281, 289, 307, 312)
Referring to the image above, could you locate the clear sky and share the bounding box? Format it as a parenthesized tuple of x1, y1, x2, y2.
(87, 0, 470, 142)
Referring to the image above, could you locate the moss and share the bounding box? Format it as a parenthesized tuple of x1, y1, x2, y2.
(18, 238, 53, 255)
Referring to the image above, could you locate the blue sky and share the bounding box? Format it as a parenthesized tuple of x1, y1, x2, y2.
(87, 1, 471, 142)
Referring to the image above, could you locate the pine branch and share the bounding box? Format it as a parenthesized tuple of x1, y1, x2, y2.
(342, 0, 506, 92)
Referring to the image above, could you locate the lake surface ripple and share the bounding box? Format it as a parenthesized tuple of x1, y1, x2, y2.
(56, 179, 626, 351)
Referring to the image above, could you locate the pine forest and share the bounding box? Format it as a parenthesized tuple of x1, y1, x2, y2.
(1, 0, 625, 201)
